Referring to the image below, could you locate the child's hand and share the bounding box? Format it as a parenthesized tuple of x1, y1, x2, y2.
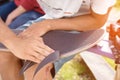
(19, 21, 51, 38)
(9, 36, 54, 63)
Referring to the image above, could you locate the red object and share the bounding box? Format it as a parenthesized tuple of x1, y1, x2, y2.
(14, 0, 45, 14)
(108, 20, 120, 64)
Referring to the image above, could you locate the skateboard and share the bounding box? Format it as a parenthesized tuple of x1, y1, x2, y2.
(0, 29, 105, 77)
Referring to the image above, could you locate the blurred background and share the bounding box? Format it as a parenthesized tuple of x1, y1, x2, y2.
(55, 0, 120, 80)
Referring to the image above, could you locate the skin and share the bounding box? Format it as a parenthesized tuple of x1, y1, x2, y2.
(0, 5, 112, 80)
(0, 18, 54, 80)
(6, 6, 26, 25)
(0, 3, 54, 80)
(20, 8, 111, 37)
(0, 18, 54, 63)
(18, 7, 112, 80)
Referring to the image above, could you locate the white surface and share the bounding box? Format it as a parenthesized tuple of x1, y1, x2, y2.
(80, 51, 115, 80)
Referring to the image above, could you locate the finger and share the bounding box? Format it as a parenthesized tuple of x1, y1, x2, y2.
(25, 49, 45, 60)
(39, 44, 54, 53)
(37, 38, 54, 52)
(26, 55, 41, 63)
(33, 46, 51, 56)
(31, 51, 45, 60)
(34, 37, 54, 52)
(36, 54, 45, 61)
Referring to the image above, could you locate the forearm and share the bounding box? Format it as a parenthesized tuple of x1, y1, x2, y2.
(44, 14, 106, 32)
(23, 8, 110, 37)
(35, 13, 108, 34)
(43, 8, 111, 32)
(0, 18, 18, 46)
(7, 5, 26, 21)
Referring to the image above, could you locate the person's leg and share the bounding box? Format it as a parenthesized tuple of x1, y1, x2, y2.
(0, 50, 53, 80)
(0, 1, 17, 21)
(24, 56, 75, 80)
(9, 11, 44, 29)
(24, 63, 53, 80)
(0, 11, 44, 80)
(0, 51, 24, 80)
(23, 55, 75, 80)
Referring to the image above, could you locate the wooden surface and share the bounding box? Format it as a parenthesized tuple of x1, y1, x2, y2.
(80, 51, 115, 80)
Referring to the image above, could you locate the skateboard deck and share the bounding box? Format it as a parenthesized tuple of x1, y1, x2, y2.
(0, 29, 105, 77)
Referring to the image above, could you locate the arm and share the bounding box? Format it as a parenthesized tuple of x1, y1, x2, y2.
(0, 18, 53, 63)
(43, 8, 111, 31)
(6, 5, 26, 25)
(0, 18, 18, 43)
(20, 7, 111, 37)
(6, 0, 35, 25)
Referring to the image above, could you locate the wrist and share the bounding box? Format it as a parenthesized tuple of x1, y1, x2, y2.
(41, 20, 53, 31)
(1, 35, 18, 45)
(34, 20, 52, 36)
(2, 36, 21, 51)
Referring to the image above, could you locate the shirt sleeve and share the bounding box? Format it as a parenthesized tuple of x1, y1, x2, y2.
(20, 0, 34, 11)
(91, 0, 116, 15)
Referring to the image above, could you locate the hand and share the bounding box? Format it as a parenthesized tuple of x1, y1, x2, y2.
(9, 36, 54, 63)
(19, 21, 51, 38)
